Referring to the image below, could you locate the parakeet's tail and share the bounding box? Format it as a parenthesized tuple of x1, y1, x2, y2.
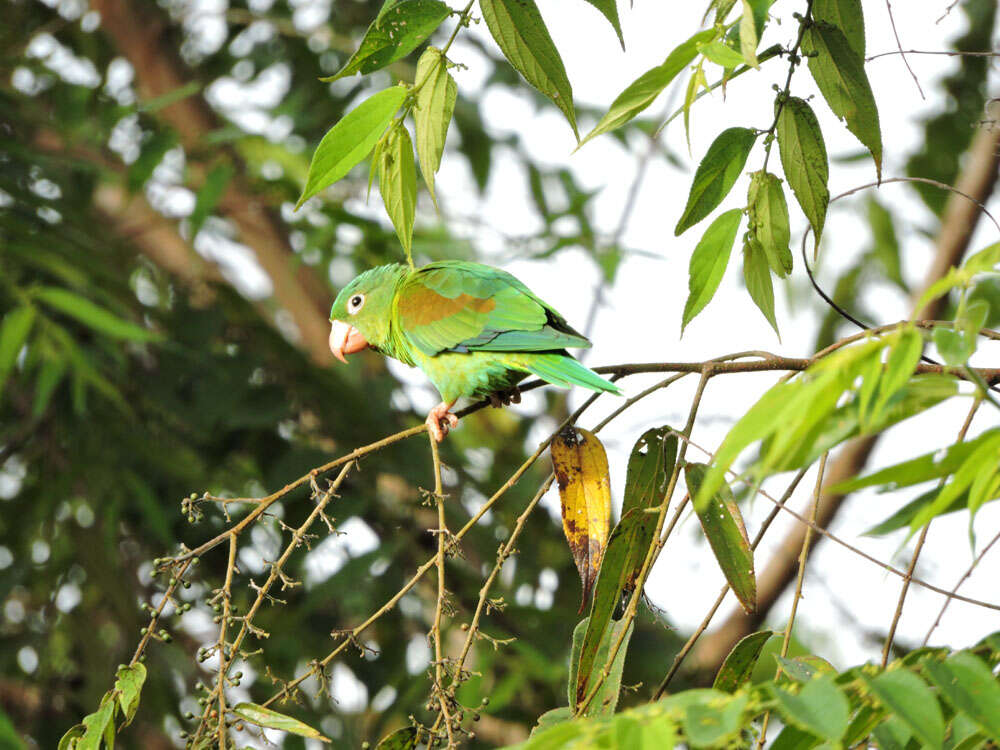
(516, 353, 622, 396)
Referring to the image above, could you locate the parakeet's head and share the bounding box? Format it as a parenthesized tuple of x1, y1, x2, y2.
(328, 263, 408, 362)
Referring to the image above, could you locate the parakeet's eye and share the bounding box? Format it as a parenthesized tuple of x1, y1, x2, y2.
(347, 293, 365, 315)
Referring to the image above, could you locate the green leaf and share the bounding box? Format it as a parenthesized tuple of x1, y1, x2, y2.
(682, 692, 748, 747)
(531, 708, 572, 736)
(375, 726, 418, 749)
(58, 724, 85, 750)
(776, 96, 829, 244)
(812, 0, 865, 58)
(685, 463, 756, 613)
(739, 0, 759, 68)
(770, 675, 849, 741)
(580, 29, 715, 147)
(924, 652, 1000, 741)
(713, 630, 774, 693)
(934, 327, 973, 365)
(114, 663, 146, 727)
(573, 616, 634, 716)
(379, 123, 418, 261)
(803, 21, 882, 178)
(865, 669, 945, 749)
(909, 432, 1000, 532)
(78, 693, 116, 750)
(675, 127, 758, 235)
(774, 655, 835, 683)
(479, 0, 579, 138)
(964, 241, 1000, 275)
(0, 306, 35, 401)
(747, 171, 792, 277)
(871, 328, 924, 419)
(296, 86, 407, 208)
(699, 40, 745, 68)
(413, 47, 457, 208)
(742, 233, 779, 336)
(324, 0, 450, 81)
(873, 716, 913, 750)
(126, 129, 177, 193)
(580, 0, 624, 49)
(34, 287, 161, 342)
(682, 208, 743, 332)
(771, 724, 823, 750)
(231, 703, 328, 740)
(189, 162, 232, 237)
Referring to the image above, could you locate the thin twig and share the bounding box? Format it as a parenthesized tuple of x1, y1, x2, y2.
(217, 534, 237, 749)
(923, 527, 1000, 646)
(884, 0, 925, 99)
(428, 435, 456, 748)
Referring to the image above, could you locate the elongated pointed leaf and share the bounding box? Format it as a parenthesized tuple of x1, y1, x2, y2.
(572, 616, 633, 716)
(713, 630, 774, 693)
(675, 127, 757, 235)
(232, 703, 328, 740)
(551, 427, 611, 609)
(34, 287, 161, 342)
(413, 47, 456, 208)
(0, 306, 35, 401)
(115, 663, 147, 727)
(747, 171, 792, 277)
(812, 0, 865, 58)
(379, 123, 418, 261)
(770, 675, 849, 741)
(189, 163, 232, 237)
(865, 669, 945, 749)
(480, 0, 578, 138)
(580, 29, 715, 147)
(776, 96, 829, 244)
(296, 86, 407, 208)
(324, 0, 450, 81)
(699, 40, 745, 68)
(924, 652, 1000, 741)
(803, 21, 882, 178)
(739, 0, 759, 68)
(580, 0, 624, 49)
(683, 208, 743, 332)
(685, 463, 756, 613)
(620, 427, 677, 588)
(375, 726, 418, 749)
(742, 233, 779, 336)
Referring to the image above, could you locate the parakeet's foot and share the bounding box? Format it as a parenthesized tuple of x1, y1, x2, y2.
(426, 401, 459, 442)
(488, 387, 522, 409)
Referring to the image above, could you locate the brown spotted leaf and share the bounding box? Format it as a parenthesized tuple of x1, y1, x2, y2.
(551, 426, 611, 611)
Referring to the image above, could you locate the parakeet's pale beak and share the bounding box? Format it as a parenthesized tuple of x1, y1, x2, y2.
(329, 320, 369, 363)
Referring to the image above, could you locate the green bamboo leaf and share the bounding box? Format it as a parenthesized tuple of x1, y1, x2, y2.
(572, 615, 633, 716)
(413, 47, 457, 208)
(812, 0, 865, 58)
(682, 208, 743, 332)
(323, 0, 450, 81)
(114, 663, 146, 727)
(189, 162, 232, 237)
(699, 40, 745, 68)
(34, 287, 161, 342)
(909, 432, 1000, 532)
(776, 96, 829, 244)
(747, 171, 792, 278)
(232, 703, 328, 741)
(713, 630, 774, 693)
(296, 86, 407, 208)
(0, 306, 35, 401)
(675, 127, 757, 235)
(803, 21, 882, 178)
(379, 123, 418, 261)
(865, 669, 945, 749)
(871, 327, 923, 418)
(770, 675, 849, 741)
(924, 652, 1000, 741)
(580, 0, 624, 49)
(685, 463, 756, 614)
(479, 0, 579, 138)
(742, 233, 779, 336)
(580, 29, 715, 147)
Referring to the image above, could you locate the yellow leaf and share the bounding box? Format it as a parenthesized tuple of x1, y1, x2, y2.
(551, 426, 611, 611)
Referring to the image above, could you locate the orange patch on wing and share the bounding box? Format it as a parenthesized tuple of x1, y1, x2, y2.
(400, 289, 496, 326)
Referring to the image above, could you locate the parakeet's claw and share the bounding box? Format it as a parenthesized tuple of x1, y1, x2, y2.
(489, 393, 502, 409)
(488, 387, 522, 408)
(426, 401, 459, 442)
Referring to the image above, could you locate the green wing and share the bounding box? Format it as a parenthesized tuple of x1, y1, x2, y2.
(395, 261, 591, 357)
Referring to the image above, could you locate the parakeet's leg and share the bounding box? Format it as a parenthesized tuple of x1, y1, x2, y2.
(488, 386, 522, 408)
(426, 400, 458, 442)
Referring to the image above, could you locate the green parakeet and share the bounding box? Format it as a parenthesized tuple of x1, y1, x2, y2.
(328, 261, 622, 440)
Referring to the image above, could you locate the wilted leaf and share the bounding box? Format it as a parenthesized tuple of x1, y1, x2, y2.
(480, 0, 579, 138)
(682, 208, 743, 332)
(232, 703, 328, 741)
(378, 123, 418, 261)
(713, 630, 774, 693)
(776, 96, 829, 245)
(675, 127, 757, 235)
(413, 47, 457, 208)
(742, 233, 779, 336)
(324, 0, 450, 81)
(685, 463, 756, 613)
(865, 669, 945, 749)
(551, 426, 611, 609)
(296, 85, 407, 208)
(375, 726, 418, 749)
(34, 287, 161, 342)
(580, 30, 715, 147)
(114, 662, 146, 727)
(747, 171, 792, 278)
(803, 21, 882, 178)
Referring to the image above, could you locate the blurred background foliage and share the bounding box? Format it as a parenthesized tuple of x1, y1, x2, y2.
(0, 0, 996, 747)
